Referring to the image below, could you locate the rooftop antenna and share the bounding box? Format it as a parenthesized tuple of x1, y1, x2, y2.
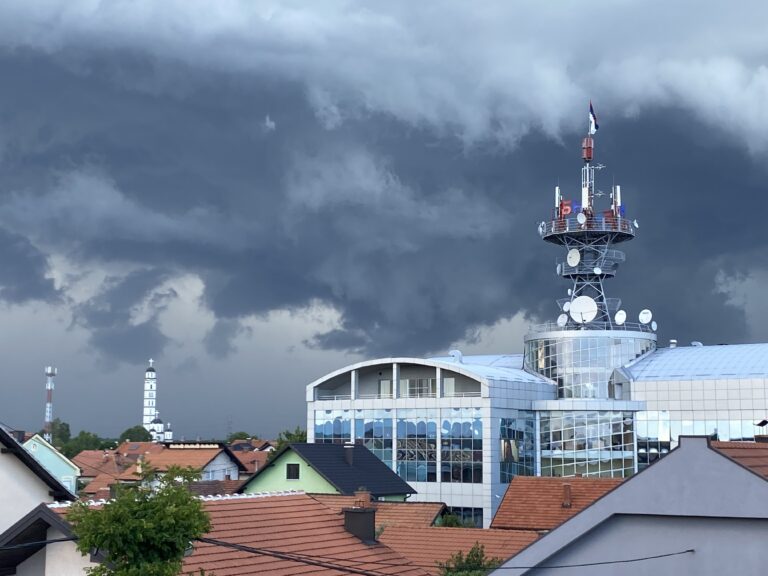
(43, 366, 57, 443)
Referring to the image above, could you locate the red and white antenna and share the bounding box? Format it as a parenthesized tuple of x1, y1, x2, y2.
(43, 366, 57, 443)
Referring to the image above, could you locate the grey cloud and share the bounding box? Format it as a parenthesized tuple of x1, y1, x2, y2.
(204, 318, 251, 359)
(1, 2, 767, 150)
(0, 227, 59, 303)
(73, 268, 175, 364)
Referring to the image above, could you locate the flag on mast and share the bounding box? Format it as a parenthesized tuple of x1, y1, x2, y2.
(589, 101, 599, 135)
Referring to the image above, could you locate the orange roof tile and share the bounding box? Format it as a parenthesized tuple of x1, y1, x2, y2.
(379, 526, 538, 575)
(118, 447, 226, 480)
(81, 472, 118, 495)
(310, 495, 445, 528)
(233, 451, 269, 474)
(712, 441, 768, 478)
(183, 494, 429, 575)
(73, 450, 122, 479)
(491, 476, 623, 531)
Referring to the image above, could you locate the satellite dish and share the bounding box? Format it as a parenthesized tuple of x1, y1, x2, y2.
(593, 266, 602, 275)
(557, 314, 568, 328)
(577, 212, 587, 225)
(615, 309, 626, 326)
(651, 320, 658, 331)
(639, 309, 653, 324)
(563, 301, 571, 312)
(633, 219, 640, 229)
(556, 263, 562, 275)
(538, 222, 546, 236)
(570, 295, 598, 324)
(566, 249, 581, 267)
(567, 288, 572, 296)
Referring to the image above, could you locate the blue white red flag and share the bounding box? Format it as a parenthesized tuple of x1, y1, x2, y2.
(589, 101, 599, 135)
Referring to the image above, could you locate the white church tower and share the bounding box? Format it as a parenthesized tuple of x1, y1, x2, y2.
(141, 359, 173, 442)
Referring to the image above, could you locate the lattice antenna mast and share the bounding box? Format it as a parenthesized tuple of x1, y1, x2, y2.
(43, 366, 57, 443)
(538, 105, 644, 331)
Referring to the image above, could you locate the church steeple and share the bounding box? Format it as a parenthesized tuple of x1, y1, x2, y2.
(142, 359, 159, 439)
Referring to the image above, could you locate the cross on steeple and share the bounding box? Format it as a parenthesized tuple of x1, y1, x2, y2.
(148, 358, 154, 368)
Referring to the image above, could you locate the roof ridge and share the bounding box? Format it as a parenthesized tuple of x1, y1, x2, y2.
(49, 490, 307, 509)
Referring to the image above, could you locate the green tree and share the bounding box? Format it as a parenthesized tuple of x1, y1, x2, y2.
(226, 431, 254, 444)
(435, 513, 477, 528)
(438, 542, 502, 576)
(62, 430, 105, 458)
(268, 426, 307, 461)
(118, 425, 153, 443)
(69, 465, 211, 576)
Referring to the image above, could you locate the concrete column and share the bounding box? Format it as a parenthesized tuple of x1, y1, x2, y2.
(393, 363, 400, 398)
(351, 369, 358, 400)
(436, 366, 442, 398)
(534, 411, 542, 476)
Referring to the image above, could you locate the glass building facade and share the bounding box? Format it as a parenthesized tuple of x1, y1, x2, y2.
(500, 411, 535, 482)
(524, 333, 656, 398)
(539, 410, 635, 477)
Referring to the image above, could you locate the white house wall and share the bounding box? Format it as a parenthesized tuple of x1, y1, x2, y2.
(202, 452, 240, 481)
(0, 452, 55, 533)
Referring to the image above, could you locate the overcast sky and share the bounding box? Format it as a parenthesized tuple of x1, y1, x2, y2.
(0, 1, 766, 440)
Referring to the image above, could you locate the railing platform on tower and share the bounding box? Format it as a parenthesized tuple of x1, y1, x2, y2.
(540, 214, 636, 242)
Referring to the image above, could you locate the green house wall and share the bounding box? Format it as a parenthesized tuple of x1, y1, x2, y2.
(242, 450, 339, 494)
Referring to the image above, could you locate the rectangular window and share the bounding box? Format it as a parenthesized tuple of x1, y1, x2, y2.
(286, 463, 300, 480)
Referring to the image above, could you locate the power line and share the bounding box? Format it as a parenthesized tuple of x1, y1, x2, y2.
(494, 548, 695, 570)
(0, 537, 77, 551)
(197, 536, 402, 576)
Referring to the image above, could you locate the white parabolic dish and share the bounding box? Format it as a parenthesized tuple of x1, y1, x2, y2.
(566, 249, 581, 267)
(557, 314, 568, 327)
(639, 309, 653, 324)
(577, 212, 587, 225)
(615, 309, 627, 325)
(570, 295, 598, 324)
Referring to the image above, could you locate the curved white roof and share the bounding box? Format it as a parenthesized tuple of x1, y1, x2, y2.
(308, 354, 549, 390)
(624, 343, 768, 381)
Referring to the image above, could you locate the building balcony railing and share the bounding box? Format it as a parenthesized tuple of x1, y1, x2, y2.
(444, 391, 482, 398)
(315, 391, 482, 401)
(316, 394, 352, 401)
(526, 320, 655, 336)
(541, 215, 636, 238)
(357, 393, 394, 400)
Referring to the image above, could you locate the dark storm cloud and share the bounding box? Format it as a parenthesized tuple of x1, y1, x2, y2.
(0, 0, 765, 372)
(72, 268, 175, 363)
(0, 227, 59, 303)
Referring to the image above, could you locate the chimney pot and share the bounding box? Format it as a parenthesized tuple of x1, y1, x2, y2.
(354, 488, 372, 507)
(344, 442, 355, 466)
(562, 483, 572, 508)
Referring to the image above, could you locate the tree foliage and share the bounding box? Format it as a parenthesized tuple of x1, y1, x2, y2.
(436, 513, 478, 528)
(119, 425, 153, 443)
(226, 431, 254, 444)
(437, 542, 502, 576)
(268, 426, 307, 461)
(68, 466, 211, 576)
(61, 430, 114, 458)
(39, 418, 71, 446)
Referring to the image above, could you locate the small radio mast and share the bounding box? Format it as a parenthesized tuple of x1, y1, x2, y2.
(43, 366, 57, 443)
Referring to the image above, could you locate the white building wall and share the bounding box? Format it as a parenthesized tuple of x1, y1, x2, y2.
(45, 528, 96, 575)
(16, 547, 46, 576)
(202, 452, 240, 481)
(0, 453, 55, 533)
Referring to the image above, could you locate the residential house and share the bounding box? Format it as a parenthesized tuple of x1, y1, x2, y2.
(118, 442, 245, 483)
(0, 503, 97, 575)
(5, 492, 430, 575)
(232, 449, 270, 479)
(238, 443, 416, 500)
(0, 425, 75, 534)
(23, 434, 81, 494)
(493, 436, 768, 575)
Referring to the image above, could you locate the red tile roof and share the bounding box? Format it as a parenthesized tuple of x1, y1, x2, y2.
(118, 448, 226, 480)
(491, 476, 623, 531)
(72, 450, 122, 479)
(310, 495, 445, 528)
(232, 451, 269, 474)
(188, 480, 243, 497)
(712, 441, 768, 478)
(183, 494, 429, 575)
(379, 526, 538, 575)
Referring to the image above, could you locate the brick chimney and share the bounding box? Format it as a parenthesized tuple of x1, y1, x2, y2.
(562, 483, 572, 508)
(354, 488, 372, 508)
